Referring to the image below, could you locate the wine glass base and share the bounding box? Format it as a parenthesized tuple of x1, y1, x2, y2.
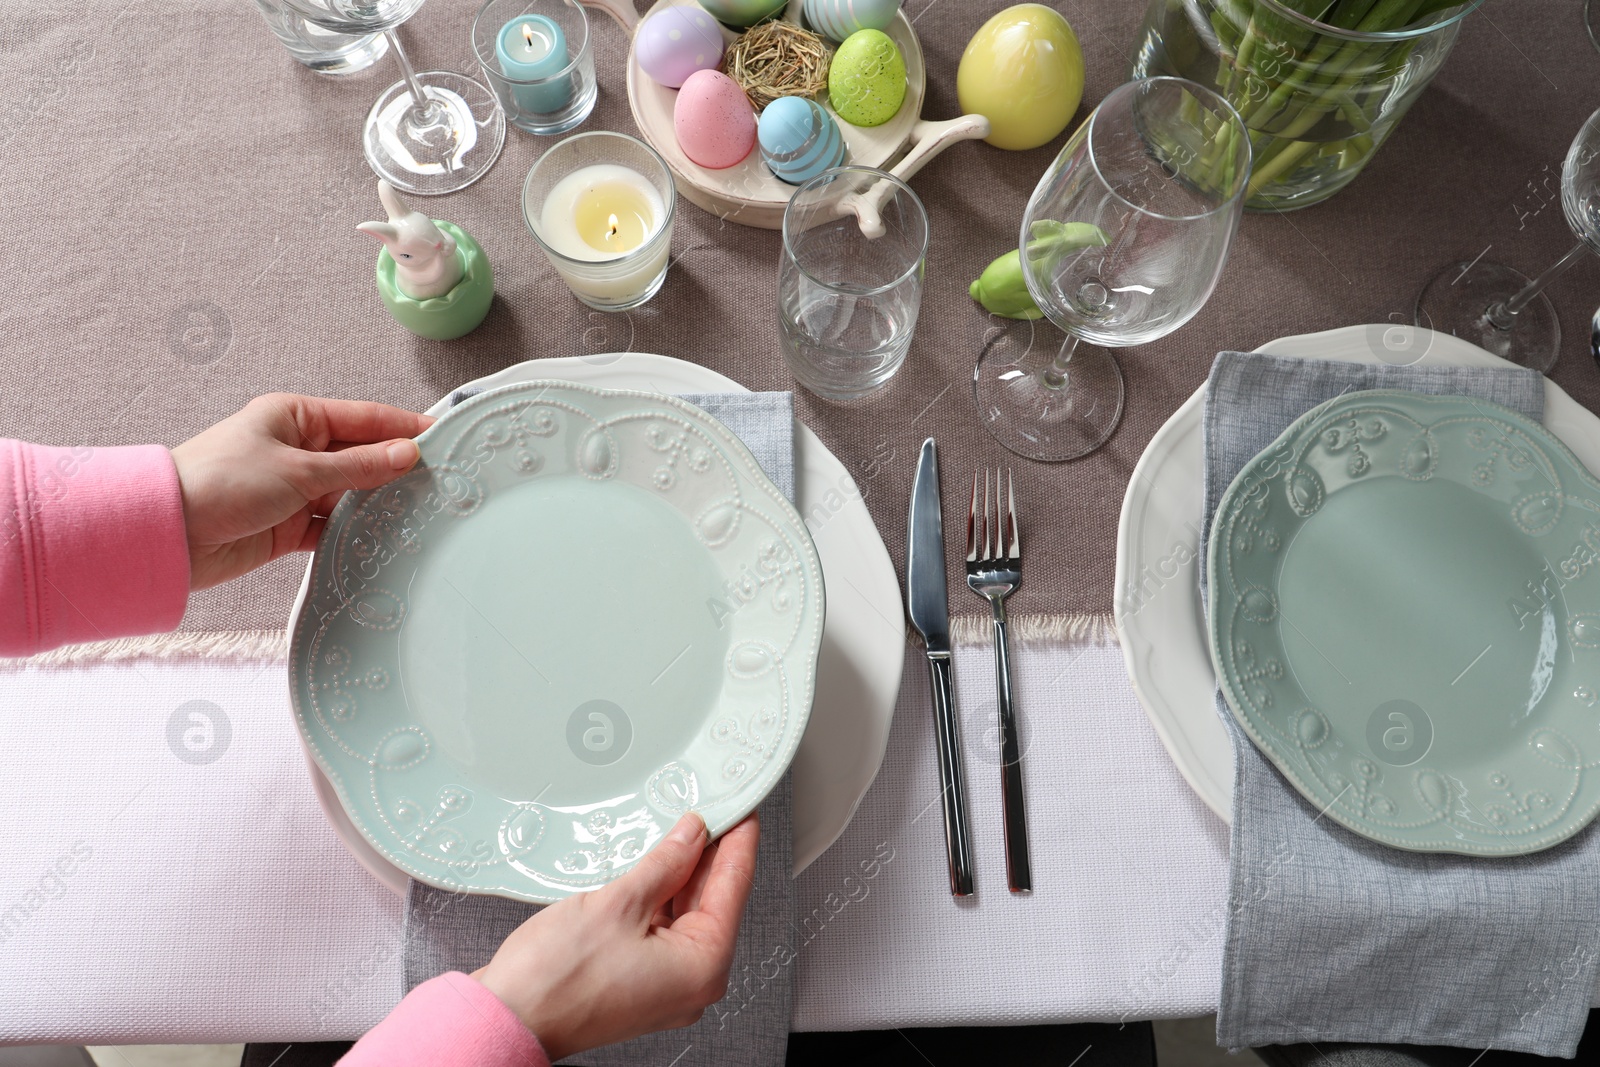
(364, 71, 506, 196)
(1415, 260, 1560, 373)
(973, 320, 1125, 462)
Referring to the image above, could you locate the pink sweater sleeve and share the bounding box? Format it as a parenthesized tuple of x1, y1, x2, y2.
(0, 439, 190, 656)
(339, 972, 551, 1067)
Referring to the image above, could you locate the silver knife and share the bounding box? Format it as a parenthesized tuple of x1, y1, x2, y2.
(906, 438, 975, 897)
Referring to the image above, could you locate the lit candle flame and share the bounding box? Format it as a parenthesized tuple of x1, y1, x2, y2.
(606, 214, 620, 239)
(522, 23, 535, 48)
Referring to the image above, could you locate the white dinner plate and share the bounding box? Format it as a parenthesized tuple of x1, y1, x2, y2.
(292, 353, 906, 892)
(1114, 325, 1600, 821)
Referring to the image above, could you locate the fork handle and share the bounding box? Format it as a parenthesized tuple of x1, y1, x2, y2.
(992, 603, 1032, 893)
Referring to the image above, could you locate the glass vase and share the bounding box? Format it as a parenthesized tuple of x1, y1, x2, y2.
(1132, 0, 1478, 211)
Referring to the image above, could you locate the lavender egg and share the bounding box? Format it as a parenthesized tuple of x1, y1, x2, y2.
(636, 7, 725, 89)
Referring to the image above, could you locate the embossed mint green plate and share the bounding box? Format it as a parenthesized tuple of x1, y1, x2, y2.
(1209, 390, 1600, 855)
(289, 381, 824, 901)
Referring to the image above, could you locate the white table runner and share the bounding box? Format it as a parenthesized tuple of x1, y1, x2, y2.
(0, 639, 1229, 1045)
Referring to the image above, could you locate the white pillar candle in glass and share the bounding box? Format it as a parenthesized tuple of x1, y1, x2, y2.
(523, 133, 677, 311)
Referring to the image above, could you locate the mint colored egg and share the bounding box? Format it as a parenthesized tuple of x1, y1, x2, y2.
(827, 29, 906, 128)
(803, 0, 901, 43)
(696, 0, 786, 28)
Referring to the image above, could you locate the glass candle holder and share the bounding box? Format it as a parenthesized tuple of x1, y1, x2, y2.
(524, 132, 677, 311)
(473, 0, 597, 136)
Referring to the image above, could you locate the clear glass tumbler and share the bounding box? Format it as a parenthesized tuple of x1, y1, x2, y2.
(473, 0, 598, 136)
(778, 167, 928, 401)
(253, 0, 388, 75)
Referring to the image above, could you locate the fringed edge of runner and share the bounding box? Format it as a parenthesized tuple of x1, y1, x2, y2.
(949, 612, 1118, 647)
(4, 613, 1119, 668)
(0, 629, 290, 668)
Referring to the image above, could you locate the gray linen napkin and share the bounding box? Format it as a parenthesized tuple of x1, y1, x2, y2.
(403, 388, 796, 1067)
(1201, 352, 1600, 1058)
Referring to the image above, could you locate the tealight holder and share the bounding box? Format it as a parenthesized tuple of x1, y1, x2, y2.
(472, 0, 597, 135)
(523, 132, 678, 312)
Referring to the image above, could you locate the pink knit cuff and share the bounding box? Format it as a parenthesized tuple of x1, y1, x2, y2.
(0, 441, 190, 656)
(338, 972, 550, 1067)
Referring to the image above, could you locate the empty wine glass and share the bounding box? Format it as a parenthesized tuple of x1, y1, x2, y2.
(282, 0, 505, 195)
(974, 77, 1250, 462)
(1416, 106, 1600, 372)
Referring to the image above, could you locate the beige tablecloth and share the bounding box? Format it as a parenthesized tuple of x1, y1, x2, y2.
(0, 0, 1594, 641)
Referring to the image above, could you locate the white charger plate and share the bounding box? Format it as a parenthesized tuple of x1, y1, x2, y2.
(1114, 325, 1600, 821)
(293, 353, 905, 892)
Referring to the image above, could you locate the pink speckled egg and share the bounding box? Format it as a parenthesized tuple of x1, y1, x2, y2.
(673, 69, 756, 170)
(635, 7, 724, 89)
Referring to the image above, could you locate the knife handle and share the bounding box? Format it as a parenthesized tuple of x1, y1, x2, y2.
(926, 650, 975, 897)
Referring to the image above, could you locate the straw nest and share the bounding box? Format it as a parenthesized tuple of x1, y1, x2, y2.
(724, 21, 832, 112)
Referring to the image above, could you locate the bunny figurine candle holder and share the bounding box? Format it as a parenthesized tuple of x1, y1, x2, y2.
(358, 180, 495, 341)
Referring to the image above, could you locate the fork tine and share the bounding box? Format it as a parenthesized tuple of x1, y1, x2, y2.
(985, 467, 998, 566)
(983, 469, 993, 562)
(966, 471, 980, 563)
(1005, 468, 1020, 561)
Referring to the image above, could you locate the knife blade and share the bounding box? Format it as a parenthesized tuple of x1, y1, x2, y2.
(907, 438, 975, 897)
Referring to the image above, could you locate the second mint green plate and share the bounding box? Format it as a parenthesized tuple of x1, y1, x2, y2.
(1209, 390, 1600, 855)
(289, 381, 824, 901)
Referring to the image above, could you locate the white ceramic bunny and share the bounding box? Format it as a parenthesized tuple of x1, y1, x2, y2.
(357, 180, 464, 300)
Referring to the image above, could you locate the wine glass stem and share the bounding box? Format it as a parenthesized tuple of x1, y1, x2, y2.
(385, 29, 436, 122)
(1041, 333, 1081, 390)
(1485, 241, 1588, 329)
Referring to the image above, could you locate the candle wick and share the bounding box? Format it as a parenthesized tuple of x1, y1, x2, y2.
(606, 214, 619, 239)
(522, 23, 535, 48)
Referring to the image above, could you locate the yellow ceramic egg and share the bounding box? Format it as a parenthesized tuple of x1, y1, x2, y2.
(957, 4, 1084, 151)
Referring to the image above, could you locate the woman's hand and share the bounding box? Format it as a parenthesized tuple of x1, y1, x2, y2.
(475, 812, 760, 1062)
(170, 393, 434, 590)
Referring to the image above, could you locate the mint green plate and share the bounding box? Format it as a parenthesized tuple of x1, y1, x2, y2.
(1209, 390, 1600, 855)
(289, 381, 824, 901)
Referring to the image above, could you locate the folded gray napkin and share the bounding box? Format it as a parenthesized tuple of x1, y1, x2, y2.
(1201, 352, 1600, 1058)
(402, 388, 796, 1067)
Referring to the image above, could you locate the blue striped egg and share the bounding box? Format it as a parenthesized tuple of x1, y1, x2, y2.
(803, 0, 901, 43)
(758, 96, 846, 185)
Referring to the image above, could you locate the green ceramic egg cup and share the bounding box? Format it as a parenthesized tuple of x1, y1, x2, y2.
(375, 221, 494, 341)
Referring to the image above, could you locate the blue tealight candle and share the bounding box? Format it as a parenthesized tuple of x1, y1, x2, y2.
(495, 14, 571, 116)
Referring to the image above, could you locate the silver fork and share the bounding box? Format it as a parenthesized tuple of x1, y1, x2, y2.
(966, 469, 1031, 893)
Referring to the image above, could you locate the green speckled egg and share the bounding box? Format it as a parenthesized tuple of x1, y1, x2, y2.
(827, 29, 906, 128)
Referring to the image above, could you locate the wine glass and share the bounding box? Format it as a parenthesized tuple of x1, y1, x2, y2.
(1588, 0, 1599, 54)
(1415, 106, 1600, 372)
(974, 77, 1250, 462)
(282, 0, 506, 195)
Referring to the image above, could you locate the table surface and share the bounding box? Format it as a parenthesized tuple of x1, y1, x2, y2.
(1, 0, 1593, 636)
(0, 643, 1231, 1045)
(2, 0, 1599, 1046)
